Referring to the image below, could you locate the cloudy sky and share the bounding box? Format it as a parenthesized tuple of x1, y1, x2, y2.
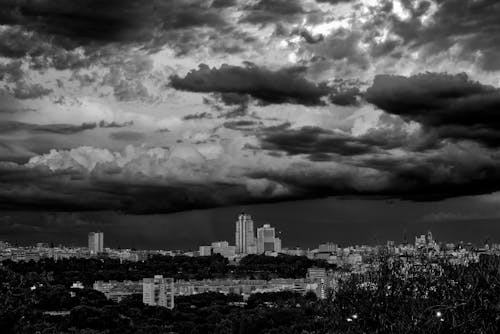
(2, 0, 500, 248)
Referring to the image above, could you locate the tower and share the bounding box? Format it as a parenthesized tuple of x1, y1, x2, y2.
(88, 231, 104, 254)
(257, 224, 276, 253)
(235, 213, 256, 254)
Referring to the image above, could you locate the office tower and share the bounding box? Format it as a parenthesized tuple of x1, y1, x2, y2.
(235, 213, 256, 254)
(88, 232, 104, 254)
(142, 275, 175, 309)
(257, 224, 276, 253)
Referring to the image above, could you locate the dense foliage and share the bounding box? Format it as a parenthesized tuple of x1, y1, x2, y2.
(1, 254, 333, 286)
(1, 255, 499, 333)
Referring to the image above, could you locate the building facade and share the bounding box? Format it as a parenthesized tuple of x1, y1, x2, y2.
(143, 275, 175, 309)
(88, 232, 103, 255)
(235, 213, 256, 254)
(257, 224, 278, 253)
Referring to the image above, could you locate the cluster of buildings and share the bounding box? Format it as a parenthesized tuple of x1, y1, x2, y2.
(93, 267, 337, 309)
(199, 213, 281, 259)
(3, 212, 500, 311)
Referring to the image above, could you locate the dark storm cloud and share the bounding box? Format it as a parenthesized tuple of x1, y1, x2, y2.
(222, 120, 261, 131)
(329, 87, 361, 106)
(170, 63, 330, 106)
(0, 0, 227, 50)
(109, 131, 145, 141)
(0, 121, 97, 134)
(387, 0, 500, 70)
(365, 72, 500, 146)
(215, 93, 251, 106)
(0, 0, 232, 69)
(211, 0, 237, 8)
(260, 126, 378, 157)
(0, 161, 277, 214)
(98, 120, 134, 128)
(182, 112, 213, 121)
(240, 0, 306, 25)
(0, 162, 126, 211)
(354, 148, 500, 201)
(248, 142, 500, 203)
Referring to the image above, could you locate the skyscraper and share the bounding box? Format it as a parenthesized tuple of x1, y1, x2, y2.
(142, 275, 174, 309)
(235, 213, 256, 254)
(257, 224, 276, 253)
(88, 232, 104, 254)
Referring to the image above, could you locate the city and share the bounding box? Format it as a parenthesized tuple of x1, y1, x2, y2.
(1, 212, 499, 313)
(1, 0, 500, 332)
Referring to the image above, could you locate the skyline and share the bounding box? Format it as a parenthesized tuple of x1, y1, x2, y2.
(2, 0, 500, 247)
(2, 199, 499, 250)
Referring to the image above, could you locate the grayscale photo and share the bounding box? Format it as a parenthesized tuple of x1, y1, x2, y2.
(1, 0, 500, 333)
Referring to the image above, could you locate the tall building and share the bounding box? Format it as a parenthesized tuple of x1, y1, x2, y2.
(143, 275, 174, 309)
(257, 224, 277, 253)
(88, 232, 103, 254)
(235, 213, 256, 254)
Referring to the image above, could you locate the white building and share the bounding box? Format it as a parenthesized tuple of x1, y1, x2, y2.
(143, 275, 174, 309)
(88, 232, 103, 255)
(257, 224, 282, 254)
(318, 242, 338, 253)
(235, 213, 256, 254)
(199, 245, 212, 256)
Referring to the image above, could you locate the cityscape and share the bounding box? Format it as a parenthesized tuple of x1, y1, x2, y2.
(2, 212, 499, 312)
(2, 0, 500, 332)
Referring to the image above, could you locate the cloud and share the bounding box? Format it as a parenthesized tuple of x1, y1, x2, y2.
(223, 120, 261, 131)
(170, 63, 330, 105)
(109, 131, 145, 141)
(12, 82, 53, 99)
(0, 145, 287, 213)
(387, 0, 500, 70)
(182, 112, 213, 121)
(101, 55, 155, 102)
(0, 0, 228, 50)
(0, 121, 97, 134)
(240, 0, 306, 25)
(258, 116, 427, 161)
(2, 137, 500, 214)
(365, 72, 500, 147)
(98, 120, 134, 128)
(306, 29, 369, 68)
(260, 126, 379, 158)
(330, 87, 361, 106)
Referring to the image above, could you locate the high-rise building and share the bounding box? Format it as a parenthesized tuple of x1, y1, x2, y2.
(235, 213, 256, 254)
(143, 275, 174, 309)
(88, 232, 103, 254)
(257, 224, 277, 253)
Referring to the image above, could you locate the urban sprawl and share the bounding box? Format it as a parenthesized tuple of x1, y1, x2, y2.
(1, 213, 497, 311)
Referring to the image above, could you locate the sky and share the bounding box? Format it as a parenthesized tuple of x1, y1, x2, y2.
(1, 0, 500, 249)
